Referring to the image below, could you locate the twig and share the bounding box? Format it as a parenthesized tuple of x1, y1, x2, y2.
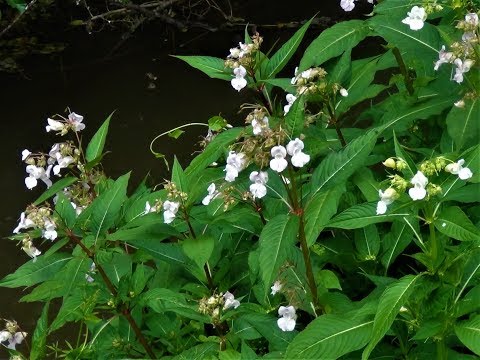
(0, 0, 38, 39)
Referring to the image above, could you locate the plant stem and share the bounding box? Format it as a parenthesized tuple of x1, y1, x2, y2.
(327, 103, 346, 147)
(66, 230, 156, 359)
(392, 47, 415, 96)
(436, 339, 448, 360)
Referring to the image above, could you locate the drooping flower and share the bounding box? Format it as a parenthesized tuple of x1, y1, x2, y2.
(21, 239, 41, 262)
(21, 149, 31, 161)
(340, 0, 355, 12)
(42, 219, 57, 240)
(223, 291, 240, 310)
(67, 112, 86, 132)
(453, 58, 474, 83)
(231, 65, 247, 91)
(163, 200, 180, 224)
(283, 93, 297, 114)
(402, 6, 427, 31)
(46, 118, 65, 133)
(445, 159, 473, 180)
(249, 171, 268, 199)
(434, 45, 454, 71)
(25, 165, 52, 189)
(408, 171, 428, 200)
(277, 305, 297, 332)
(271, 281, 283, 296)
(53, 154, 75, 176)
(252, 116, 269, 136)
(202, 183, 220, 205)
(270, 146, 288, 172)
(286, 138, 310, 168)
(224, 151, 246, 182)
(13, 212, 35, 234)
(376, 188, 398, 215)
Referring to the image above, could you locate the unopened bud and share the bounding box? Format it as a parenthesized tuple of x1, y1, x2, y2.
(395, 159, 407, 171)
(383, 158, 396, 169)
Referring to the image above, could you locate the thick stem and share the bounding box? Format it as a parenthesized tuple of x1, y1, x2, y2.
(66, 230, 156, 359)
(436, 339, 448, 360)
(392, 47, 415, 96)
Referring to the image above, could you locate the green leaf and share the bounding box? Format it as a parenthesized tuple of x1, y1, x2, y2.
(241, 341, 258, 359)
(33, 177, 78, 205)
(174, 55, 232, 81)
(435, 206, 480, 242)
(6, 0, 26, 12)
(172, 157, 187, 193)
(440, 145, 479, 199)
(264, 18, 312, 78)
(86, 113, 112, 162)
(55, 192, 77, 228)
(168, 129, 185, 139)
(317, 270, 342, 290)
(185, 128, 242, 178)
(362, 274, 423, 359)
(284, 96, 305, 136)
(285, 314, 373, 359)
(310, 130, 378, 200)
(355, 224, 381, 261)
(89, 172, 130, 242)
(442, 184, 480, 203)
(99, 252, 132, 285)
(304, 185, 344, 246)
(455, 315, 480, 356)
(30, 301, 49, 360)
(381, 221, 413, 271)
(124, 240, 188, 266)
(300, 20, 370, 70)
(108, 221, 180, 242)
(182, 235, 214, 269)
(393, 131, 416, 178)
(208, 115, 228, 131)
(447, 98, 480, 151)
(329, 49, 352, 85)
(49, 290, 85, 332)
(0, 253, 71, 288)
(328, 203, 412, 229)
(258, 214, 299, 292)
(262, 78, 295, 92)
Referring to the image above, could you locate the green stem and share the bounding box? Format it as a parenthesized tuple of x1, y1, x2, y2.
(392, 47, 415, 96)
(436, 339, 448, 360)
(327, 103, 346, 147)
(149, 122, 209, 156)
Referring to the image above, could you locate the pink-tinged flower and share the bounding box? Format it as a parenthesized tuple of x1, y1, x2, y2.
(434, 45, 454, 71)
(271, 281, 282, 295)
(453, 58, 474, 83)
(67, 112, 85, 132)
(402, 6, 427, 31)
(270, 146, 288, 172)
(465, 13, 479, 27)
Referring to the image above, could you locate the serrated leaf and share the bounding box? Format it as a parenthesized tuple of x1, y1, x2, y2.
(455, 315, 480, 356)
(30, 301, 49, 360)
(442, 184, 480, 203)
(285, 314, 373, 359)
(33, 177, 78, 205)
(49, 291, 85, 332)
(447, 98, 480, 151)
(0, 253, 72, 288)
(435, 206, 480, 242)
(300, 20, 370, 70)
(55, 192, 77, 228)
(258, 214, 299, 292)
(174, 55, 232, 80)
(310, 130, 378, 200)
(284, 96, 305, 136)
(172, 157, 187, 193)
(264, 18, 312, 78)
(86, 113, 112, 162)
(304, 185, 344, 246)
(183, 235, 214, 269)
(355, 224, 381, 261)
(124, 239, 188, 265)
(329, 49, 352, 85)
(381, 221, 413, 271)
(362, 274, 423, 359)
(317, 269, 342, 290)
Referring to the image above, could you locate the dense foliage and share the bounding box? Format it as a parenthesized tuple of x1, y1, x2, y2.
(1, 0, 480, 359)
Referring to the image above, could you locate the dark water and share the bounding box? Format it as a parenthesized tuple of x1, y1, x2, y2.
(0, 0, 372, 355)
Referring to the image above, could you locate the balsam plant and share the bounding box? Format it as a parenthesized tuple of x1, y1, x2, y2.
(2, 0, 480, 359)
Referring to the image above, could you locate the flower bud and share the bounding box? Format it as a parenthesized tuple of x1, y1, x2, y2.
(396, 159, 407, 171)
(383, 158, 396, 169)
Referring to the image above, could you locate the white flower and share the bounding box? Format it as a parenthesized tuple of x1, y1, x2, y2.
(225, 164, 239, 182)
(21, 149, 31, 161)
(223, 291, 240, 310)
(284, 93, 297, 114)
(144, 201, 159, 214)
(270, 146, 288, 172)
(462, 31, 476, 42)
(249, 171, 268, 199)
(402, 6, 427, 31)
(339, 88, 348, 97)
(25, 165, 52, 189)
(434, 45, 454, 71)
(271, 281, 282, 295)
(22, 240, 41, 262)
(465, 13, 479, 27)
(277, 305, 297, 332)
(224, 151, 246, 182)
(376, 188, 398, 215)
(5, 331, 26, 350)
(202, 183, 220, 205)
(163, 200, 180, 224)
(0, 330, 11, 343)
(408, 171, 428, 200)
(453, 58, 474, 83)
(445, 159, 473, 180)
(13, 212, 35, 234)
(46, 118, 65, 133)
(340, 0, 355, 12)
(42, 219, 57, 240)
(228, 47, 241, 59)
(287, 138, 310, 168)
(68, 112, 85, 132)
(252, 116, 269, 136)
(231, 65, 247, 91)
(85, 262, 96, 283)
(367, 0, 374, 3)
(301, 68, 313, 79)
(291, 67, 299, 85)
(454, 99, 465, 108)
(53, 155, 74, 176)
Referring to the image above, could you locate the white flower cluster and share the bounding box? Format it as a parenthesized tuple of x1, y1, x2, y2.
(46, 112, 85, 135)
(270, 138, 310, 172)
(277, 305, 297, 332)
(228, 41, 256, 92)
(13, 207, 58, 243)
(284, 93, 297, 114)
(402, 6, 427, 31)
(340, 0, 374, 12)
(0, 320, 27, 351)
(224, 151, 247, 182)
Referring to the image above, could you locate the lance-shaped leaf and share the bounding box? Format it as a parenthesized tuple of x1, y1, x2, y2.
(435, 206, 480, 242)
(300, 20, 370, 71)
(258, 214, 299, 292)
(285, 314, 373, 359)
(86, 113, 112, 162)
(304, 185, 344, 246)
(393, 131, 416, 178)
(33, 176, 78, 205)
(30, 301, 49, 360)
(264, 18, 312, 79)
(310, 130, 378, 200)
(355, 224, 381, 261)
(285, 96, 305, 136)
(381, 221, 413, 272)
(172, 156, 188, 193)
(362, 274, 423, 359)
(446, 98, 480, 151)
(455, 315, 480, 356)
(174, 55, 232, 80)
